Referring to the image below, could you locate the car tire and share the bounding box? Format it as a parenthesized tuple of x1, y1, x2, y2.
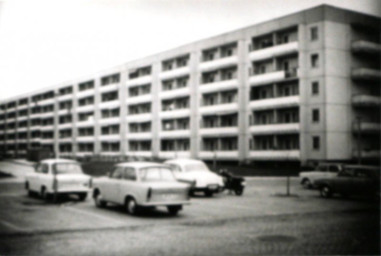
(125, 197, 138, 215)
(204, 190, 214, 197)
(167, 205, 182, 216)
(320, 185, 332, 198)
(234, 188, 244, 196)
(78, 193, 87, 201)
(94, 191, 106, 208)
(302, 179, 312, 189)
(25, 182, 33, 197)
(40, 187, 49, 200)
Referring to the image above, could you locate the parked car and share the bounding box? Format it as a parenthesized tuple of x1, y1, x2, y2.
(164, 159, 224, 197)
(314, 165, 380, 199)
(299, 163, 344, 189)
(25, 159, 92, 201)
(92, 162, 191, 215)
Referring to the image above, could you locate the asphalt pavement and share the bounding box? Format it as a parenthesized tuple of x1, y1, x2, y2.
(0, 161, 379, 255)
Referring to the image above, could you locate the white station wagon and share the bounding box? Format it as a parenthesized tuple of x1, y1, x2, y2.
(92, 162, 191, 216)
(25, 159, 92, 201)
(164, 159, 224, 197)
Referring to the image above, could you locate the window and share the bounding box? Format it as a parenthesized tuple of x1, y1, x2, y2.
(312, 81, 319, 95)
(313, 136, 320, 150)
(310, 27, 318, 41)
(125, 168, 136, 181)
(111, 167, 124, 179)
(101, 73, 120, 86)
(312, 109, 320, 123)
(79, 81, 94, 91)
(311, 54, 319, 68)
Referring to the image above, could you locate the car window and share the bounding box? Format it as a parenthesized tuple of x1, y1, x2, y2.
(111, 167, 124, 179)
(36, 164, 49, 174)
(168, 164, 181, 173)
(185, 162, 209, 172)
(316, 165, 327, 172)
(54, 163, 83, 175)
(139, 167, 176, 182)
(339, 169, 355, 177)
(125, 167, 136, 181)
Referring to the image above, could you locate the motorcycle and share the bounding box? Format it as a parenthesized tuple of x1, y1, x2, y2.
(219, 169, 246, 196)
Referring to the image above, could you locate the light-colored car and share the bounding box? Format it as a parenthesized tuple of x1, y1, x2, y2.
(92, 162, 191, 215)
(299, 163, 343, 189)
(25, 158, 92, 201)
(164, 159, 224, 197)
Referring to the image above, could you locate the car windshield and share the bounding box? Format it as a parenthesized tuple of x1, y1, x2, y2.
(185, 162, 209, 172)
(139, 167, 176, 182)
(54, 163, 83, 175)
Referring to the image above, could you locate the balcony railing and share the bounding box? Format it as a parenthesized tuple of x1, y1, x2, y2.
(249, 41, 298, 61)
(352, 68, 381, 80)
(249, 150, 300, 160)
(250, 123, 300, 135)
(352, 95, 381, 107)
(351, 40, 381, 54)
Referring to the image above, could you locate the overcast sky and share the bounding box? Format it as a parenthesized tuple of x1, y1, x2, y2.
(0, 0, 380, 100)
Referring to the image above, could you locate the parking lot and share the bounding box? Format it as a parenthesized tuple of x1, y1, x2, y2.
(0, 161, 379, 255)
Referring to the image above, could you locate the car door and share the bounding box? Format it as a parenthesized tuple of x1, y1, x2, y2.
(39, 164, 52, 193)
(102, 167, 124, 203)
(117, 167, 138, 204)
(31, 163, 49, 192)
(334, 170, 354, 194)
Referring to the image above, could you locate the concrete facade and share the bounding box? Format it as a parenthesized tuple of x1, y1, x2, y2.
(0, 5, 380, 166)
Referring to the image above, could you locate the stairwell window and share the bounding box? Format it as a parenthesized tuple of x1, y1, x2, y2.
(312, 109, 320, 123)
(310, 27, 318, 41)
(311, 54, 319, 68)
(312, 81, 319, 95)
(313, 136, 320, 150)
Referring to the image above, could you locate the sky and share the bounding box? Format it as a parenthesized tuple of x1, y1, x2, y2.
(0, 0, 380, 100)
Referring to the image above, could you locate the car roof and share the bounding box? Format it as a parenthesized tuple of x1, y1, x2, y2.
(115, 162, 166, 169)
(40, 158, 79, 164)
(164, 158, 204, 165)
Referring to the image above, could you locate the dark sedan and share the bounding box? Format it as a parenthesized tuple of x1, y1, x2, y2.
(314, 165, 380, 199)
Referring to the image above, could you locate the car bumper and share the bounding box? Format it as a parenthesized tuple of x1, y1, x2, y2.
(56, 187, 90, 194)
(140, 200, 191, 207)
(192, 185, 224, 193)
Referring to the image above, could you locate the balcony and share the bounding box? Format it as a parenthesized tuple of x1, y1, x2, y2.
(160, 88, 190, 100)
(249, 42, 299, 61)
(249, 70, 286, 86)
(249, 150, 300, 160)
(77, 88, 95, 98)
(249, 96, 300, 110)
(40, 138, 54, 144)
(199, 103, 238, 116)
(199, 127, 238, 137)
(352, 68, 381, 80)
(126, 75, 152, 87)
(57, 94, 73, 101)
(17, 115, 28, 121)
(125, 151, 153, 158)
(38, 98, 55, 106)
(99, 117, 120, 125)
(352, 95, 381, 107)
(99, 100, 120, 110)
(40, 125, 55, 131)
(57, 123, 72, 129)
(199, 151, 239, 160)
(38, 112, 55, 118)
(76, 120, 95, 127)
(77, 136, 95, 142)
(126, 132, 152, 140)
(199, 56, 238, 72)
(353, 149, 380, 159)
(159, 67, 190, 80)
(199, 79, 238, 94)
(250, 123, 300, 135)
(159, 109, 191, 119)
(126, 94, 152, 105)
(351, 40, 381, 54)
(76, 105, 94, 113)
(17, 127, 28, 132)
(58, 137, 72, 143)
(159, 151, 191, 159)
(159, 130, 191, 139)
(353, 122, 380, 133)
(126, 113, 152, 123)
(99, 134, 120, 141)
(99, 83, 119, 93)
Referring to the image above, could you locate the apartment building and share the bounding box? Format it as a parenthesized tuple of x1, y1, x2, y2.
(0, 5, 380, 166)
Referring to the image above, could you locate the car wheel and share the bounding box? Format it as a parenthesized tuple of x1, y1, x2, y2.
(302, 179, 312, 189)
(167, 205, 182, 216)
(40, 187, 49, 200)
(25, 182, 32, 197)
(78, 193, 87, 201)
(234, 188, 244, 196)
(125, 197, 138, 215)
(204, 191, 213, 197)
(94, 192, 106, 208)
(320, 185, 332, 198)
